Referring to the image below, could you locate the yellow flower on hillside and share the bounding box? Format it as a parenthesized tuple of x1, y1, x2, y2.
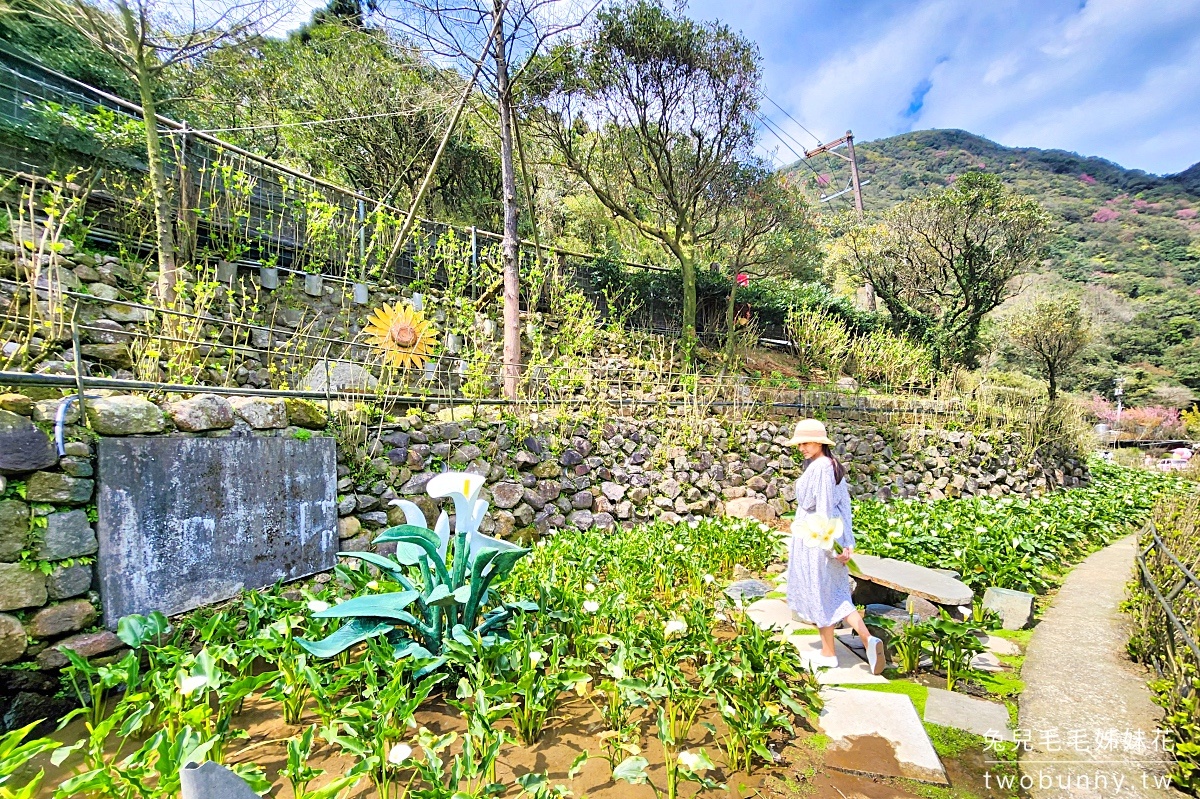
(364, 302, 437, 369)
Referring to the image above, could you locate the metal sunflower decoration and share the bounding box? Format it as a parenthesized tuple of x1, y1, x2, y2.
(363, 302, 438, 369)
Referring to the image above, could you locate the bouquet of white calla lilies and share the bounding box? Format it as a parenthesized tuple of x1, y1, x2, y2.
(792, 511, 861, 575)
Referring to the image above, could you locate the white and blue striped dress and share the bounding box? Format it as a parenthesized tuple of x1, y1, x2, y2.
(786, 457, 856, 628)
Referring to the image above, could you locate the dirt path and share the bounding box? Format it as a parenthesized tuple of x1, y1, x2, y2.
(1019, 536, 1183, 799)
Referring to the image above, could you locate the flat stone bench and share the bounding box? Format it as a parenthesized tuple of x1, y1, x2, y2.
(852, 554, 973, 607)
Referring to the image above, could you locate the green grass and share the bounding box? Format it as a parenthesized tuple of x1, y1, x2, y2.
(844, 680, 929, 717)
(924, 723, 982, 758)
(978, 669, 1024, 698)
(802, 732, 829, 752)
(991, 628, 1033, 647)
(898, 779, 983, 799)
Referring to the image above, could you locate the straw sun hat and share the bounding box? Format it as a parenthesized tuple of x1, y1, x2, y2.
(784, 418, 835, 447)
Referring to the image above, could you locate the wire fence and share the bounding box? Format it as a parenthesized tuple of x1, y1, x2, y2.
(0, 45, 687, 335)
(0, 270, 1002, 429)
(0, 46, 1042, 430)
(1135, 522, 1200, 694)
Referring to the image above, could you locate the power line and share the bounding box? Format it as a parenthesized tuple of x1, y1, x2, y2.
(754, 110, 830, 186)
(753, 110, 807, 164)
(758, 109, 815, 163)
(755, 112, 863, 214)
(179, 105, 452, 135)
(758, 91, 822, 146)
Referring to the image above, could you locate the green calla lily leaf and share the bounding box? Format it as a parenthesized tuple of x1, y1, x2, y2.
(312, 591, 420, 621)
(426, 584, 457, 606)
(392, 542, 428, 566)
(338, 551, 409, 584)
(393, 639, 434, 661)
(613, 756, 649, 784)
(373, 524, 439, 546)
(296, 619, 392, 658)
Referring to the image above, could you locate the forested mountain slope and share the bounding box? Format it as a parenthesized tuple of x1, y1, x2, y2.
(790, 130, 1200, 396)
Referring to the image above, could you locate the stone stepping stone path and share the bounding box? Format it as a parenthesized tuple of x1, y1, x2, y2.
(723, 578, 774, 603)
(925, 687, 1015, 742)
(981, 633, 1020, 656)
(970, 650, 1004, 673)
(819, 687, 949, 785)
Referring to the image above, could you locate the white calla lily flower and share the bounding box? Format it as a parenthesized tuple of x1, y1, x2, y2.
(426, 471, 485, 503)
(583, 600, 600, 613)
(427, 471, 485, 529)
(306, 599, 330, 613)
(179, 675, 208, 696)
(387, 743, 413, 765)
(664, 618, 687, 638)
(393, 499, 427, 529)
(799, 513, 842, 551)
(678, 750, 708, 772)
(433, 511, 451, 559)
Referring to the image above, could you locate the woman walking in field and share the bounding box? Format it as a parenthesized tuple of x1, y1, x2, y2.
(784, 419, 885, 674)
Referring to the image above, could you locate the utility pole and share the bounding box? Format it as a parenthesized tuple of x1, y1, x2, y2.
(804, 130, 864, 220)
(805, 130, 874, 309)
(844, 130, 864, 218)
(1114, 377, 1126, 431)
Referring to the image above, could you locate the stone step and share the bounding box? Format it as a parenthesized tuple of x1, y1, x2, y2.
(819, 687, 948, 785)
(742, 599, 885, 685)
(791, 635, 887, 685)
(924, 687, 1015, 742)
(850, 554, 974, 606)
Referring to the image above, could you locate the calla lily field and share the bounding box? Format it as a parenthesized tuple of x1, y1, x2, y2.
(6, 463, 1186, 799)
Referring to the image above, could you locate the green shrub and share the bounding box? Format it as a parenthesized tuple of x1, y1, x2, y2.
(848, 329, 935, 388)
(784, 306, 850, 379)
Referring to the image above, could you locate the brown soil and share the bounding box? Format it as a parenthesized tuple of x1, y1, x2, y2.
(33, 692, 808, 799)
(741, 349, 803, 380)
(30, 688, 1018, 799)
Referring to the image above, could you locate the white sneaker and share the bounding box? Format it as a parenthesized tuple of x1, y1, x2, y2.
(812, 653, 840, 669)
(866, 636, 886, 675)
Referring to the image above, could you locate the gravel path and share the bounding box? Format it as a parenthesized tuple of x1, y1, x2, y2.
(1019, 535, 1184, 799)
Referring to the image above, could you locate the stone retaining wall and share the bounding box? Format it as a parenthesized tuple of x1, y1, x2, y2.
(337, 409, 1087, 550)
(0, 389, 1087, 687)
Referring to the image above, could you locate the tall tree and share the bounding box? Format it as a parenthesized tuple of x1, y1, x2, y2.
(840, 172, 1052, 368)
(529, 0, 762, 361)
(715, 165, 819, 361)
(376, 0, 588, 399)
(1005, 297, 1090, 401)
(37, 0, 283, 302)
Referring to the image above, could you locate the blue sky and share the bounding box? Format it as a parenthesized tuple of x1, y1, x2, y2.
(689, 0, 1200, 175)
(273, 0, 1200, 175)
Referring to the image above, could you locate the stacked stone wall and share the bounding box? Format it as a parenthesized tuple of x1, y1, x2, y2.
(0, 388, 1087, 696)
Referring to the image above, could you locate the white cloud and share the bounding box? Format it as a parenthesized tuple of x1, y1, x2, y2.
(691, 0, 1200, 174)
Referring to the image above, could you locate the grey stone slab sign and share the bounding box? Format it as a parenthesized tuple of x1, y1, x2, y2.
(96, 436, 337, 626)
